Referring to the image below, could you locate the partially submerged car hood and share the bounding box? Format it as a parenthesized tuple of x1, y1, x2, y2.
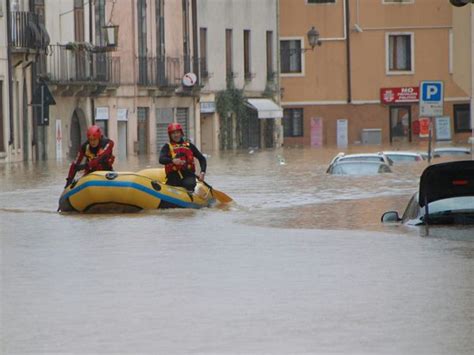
(419, 160, 474, 207)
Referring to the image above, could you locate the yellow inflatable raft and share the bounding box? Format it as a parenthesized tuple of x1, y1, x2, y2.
(58, 168, 216, 212)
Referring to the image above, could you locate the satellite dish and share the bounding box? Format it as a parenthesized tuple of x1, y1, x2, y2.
(182, 72, 197, 87)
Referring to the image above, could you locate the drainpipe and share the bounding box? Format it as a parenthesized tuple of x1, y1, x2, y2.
(191, 0, 200, 147)
(89, 0, 95, 125)
(345, 0, 352, 104)
(276, 0, 282, 147)
(6, 0, 14, 146)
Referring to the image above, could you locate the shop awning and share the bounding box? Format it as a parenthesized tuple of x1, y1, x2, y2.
(246, 99, 283, 119)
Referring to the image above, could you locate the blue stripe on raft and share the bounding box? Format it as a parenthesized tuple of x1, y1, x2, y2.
(63, 180, 203, 209)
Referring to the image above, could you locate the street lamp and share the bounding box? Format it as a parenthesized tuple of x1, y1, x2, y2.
(306, 26, 322, 50)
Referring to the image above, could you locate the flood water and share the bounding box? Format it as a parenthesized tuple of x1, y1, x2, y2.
(1, 146, 473, 354)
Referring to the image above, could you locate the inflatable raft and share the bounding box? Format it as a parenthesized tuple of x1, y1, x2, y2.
(58, 168, 217, 212)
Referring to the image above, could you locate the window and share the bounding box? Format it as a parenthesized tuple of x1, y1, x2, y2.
(387, 33, 414, 73)
(226, 29, 233, 79)
(454, 104, 471, 133)
(383, 0, 414, 3)
(200, 28, 208, 79)
(244, 30, 252, 80)
(283, 109, 304, 137)
(307, 0, 336, 3)
(74, 0, 84, 42)
(0, 81, 4, 151)
(280, 39, 302, 74)
(266, 31, 274, 80)
(95, 0, 106, 46)
(182, 0, 191, 73)
(137, 0, 147, 84)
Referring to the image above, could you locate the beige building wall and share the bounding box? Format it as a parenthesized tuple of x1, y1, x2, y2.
(280, 0, 470, 147)
(452, 4, 471, 96)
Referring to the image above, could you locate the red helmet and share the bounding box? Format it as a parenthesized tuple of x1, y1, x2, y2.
(168, 123, 183, 135)
(87, 125, 102, 140)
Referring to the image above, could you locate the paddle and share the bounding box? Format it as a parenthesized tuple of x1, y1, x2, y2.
(196, 175, 233, 203)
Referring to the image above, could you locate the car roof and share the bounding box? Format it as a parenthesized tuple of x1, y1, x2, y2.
(419, 160, 474, 207)
(382, 151, 421, 156)
(333, 160, 388, 166)
(433, 147, 471, 152)
(340, 153, 384, 157)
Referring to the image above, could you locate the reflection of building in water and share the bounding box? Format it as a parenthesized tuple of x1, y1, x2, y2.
(280, 0, 470, 147)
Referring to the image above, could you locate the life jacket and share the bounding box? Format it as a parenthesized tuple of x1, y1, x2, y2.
(84, 138, 115, 172)
(165, 141, 196, 175)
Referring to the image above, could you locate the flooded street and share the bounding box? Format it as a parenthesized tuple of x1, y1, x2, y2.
(1, 147, 473, 354)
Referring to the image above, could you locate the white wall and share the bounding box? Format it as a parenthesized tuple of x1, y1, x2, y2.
(197, 0, 278, 92)
(45, 0, 91, 45)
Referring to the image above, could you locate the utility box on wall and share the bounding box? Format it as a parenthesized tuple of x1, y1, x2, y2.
(361, 128, 382, 145)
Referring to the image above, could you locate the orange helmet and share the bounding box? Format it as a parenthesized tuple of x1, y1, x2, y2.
(168, 123, 183, 135)
(87, 125, 102, 140)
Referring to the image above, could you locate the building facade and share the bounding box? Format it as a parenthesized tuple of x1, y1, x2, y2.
(197, 0, 282, 152)
(280, 0, 470, 147)
(0, 0, 50, 163)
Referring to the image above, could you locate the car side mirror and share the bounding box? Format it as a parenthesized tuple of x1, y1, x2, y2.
(381, 211, 401, 223)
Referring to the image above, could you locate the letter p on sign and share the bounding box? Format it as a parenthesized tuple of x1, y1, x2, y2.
(419, 81, 444, 117)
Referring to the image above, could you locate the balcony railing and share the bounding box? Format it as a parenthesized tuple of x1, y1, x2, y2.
(47, 45, 120, 86)
(9, 11, 49, 52)
(137, 56, 184, 87)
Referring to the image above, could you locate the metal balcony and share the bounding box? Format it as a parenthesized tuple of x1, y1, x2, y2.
(9, 11, 49, 52)
(46, 45, 120, 95)
(137, 56, 183, 88)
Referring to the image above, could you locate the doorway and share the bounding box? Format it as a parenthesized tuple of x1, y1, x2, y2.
(117, 120, 127, 159)
(137, 107, 149, 155)
(389, 106, 411, 143)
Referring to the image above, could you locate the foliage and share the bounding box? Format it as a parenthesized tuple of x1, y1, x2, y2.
(215, 87, 250, 150)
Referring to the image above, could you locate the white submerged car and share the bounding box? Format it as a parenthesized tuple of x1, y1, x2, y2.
(380, 151, 425, 163)
(382, 160, 474, 226)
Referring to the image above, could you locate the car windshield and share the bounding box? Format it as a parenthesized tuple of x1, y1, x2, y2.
(386, 154, 419, 162)
(435, 150, 470, 156)
(339, 156, 383, 163)
(331, 162, 389, 175)
(428, 197, 474, 214)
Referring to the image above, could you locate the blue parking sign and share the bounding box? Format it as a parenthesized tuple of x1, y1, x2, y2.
(419, 81, 444, 117)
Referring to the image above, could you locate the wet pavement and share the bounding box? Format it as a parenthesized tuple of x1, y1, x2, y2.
(1, 147, 473, 354)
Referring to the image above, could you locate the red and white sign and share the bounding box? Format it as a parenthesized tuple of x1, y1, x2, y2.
(380, 87, 419, 104)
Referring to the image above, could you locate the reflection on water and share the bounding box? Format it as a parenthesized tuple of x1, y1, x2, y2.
(1, 146, 473, 354)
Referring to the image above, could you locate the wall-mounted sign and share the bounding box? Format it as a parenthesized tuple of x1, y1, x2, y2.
(418, 117, 430, 138)
(182, 73, 197, 87)
(117, 108, 128, 121)
(337, 119, 348, 147)
(200, 102, 216, 114)
(95, 107, 109, 120)
(55, 119, 62, 160)
(380, 87, 419, 104)
(435, 116, 451, 141)
(310, 117, 323, 147)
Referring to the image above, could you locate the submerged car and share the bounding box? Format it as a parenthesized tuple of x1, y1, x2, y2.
(327, 153, 393, 172)
(381, 151, 425, 163)
(328, 161, 392, 175)
(433, 147, 471, 158)
(382, 160, 474, 225)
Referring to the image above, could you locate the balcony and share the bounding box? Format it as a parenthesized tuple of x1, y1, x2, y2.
(46, 45, 120, 96)
(9, 11, 50, 53)
(137, 56, 184, 89)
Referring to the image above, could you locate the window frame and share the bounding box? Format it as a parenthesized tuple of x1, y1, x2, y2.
(283, 108, 304, 138)
(385, 32, 415, 75)
(382, 0, 415, 4)
(280, 37, 305, 77)
(453, 104, 471, 133)
(306, 0, 337, 4)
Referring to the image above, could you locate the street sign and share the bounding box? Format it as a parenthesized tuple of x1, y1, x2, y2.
(419, 81, 444, 117)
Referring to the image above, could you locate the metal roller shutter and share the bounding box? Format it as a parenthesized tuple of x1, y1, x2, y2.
(156, 108, 173, 152)
(176, 108, 189, 138)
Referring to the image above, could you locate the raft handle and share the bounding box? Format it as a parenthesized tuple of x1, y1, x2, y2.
(105, 172, 119, 180)
(151, 181, 161, 191)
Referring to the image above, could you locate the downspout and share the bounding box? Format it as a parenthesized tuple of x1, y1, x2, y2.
(276, 0, 282, 147)
(345, 0, 352, 104)
(89, 0, 95, 125)
(6, 0, 14, 146)
(191, 0, 200, 147)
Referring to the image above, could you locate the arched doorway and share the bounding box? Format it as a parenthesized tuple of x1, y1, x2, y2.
(70, 108, 87, 158)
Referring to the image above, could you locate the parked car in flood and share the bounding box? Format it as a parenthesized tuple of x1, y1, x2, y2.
(327, 161, 392, 175)
(327, 153, 393, 173)
(380, 151, 425, 163)
(433, 147, 471, 158)
(381, 160, 474, 225)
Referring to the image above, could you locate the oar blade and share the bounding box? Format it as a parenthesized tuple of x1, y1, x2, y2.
(211, 188, 233, 203)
